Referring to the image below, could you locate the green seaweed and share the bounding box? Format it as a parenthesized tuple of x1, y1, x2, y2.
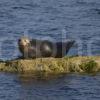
(79, 60, 98, 73)
(0, 57, 100, 74)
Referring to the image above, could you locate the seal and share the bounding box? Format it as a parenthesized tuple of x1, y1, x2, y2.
(18, 37, 75, 58)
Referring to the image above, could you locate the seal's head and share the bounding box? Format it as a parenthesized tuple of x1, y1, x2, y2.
(18, 37, 30, 47)
(18, 37, 31, 57)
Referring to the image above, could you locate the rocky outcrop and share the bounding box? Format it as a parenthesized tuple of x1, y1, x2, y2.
(0, 56, 100, 74)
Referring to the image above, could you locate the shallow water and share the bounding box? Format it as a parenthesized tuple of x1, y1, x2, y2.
(0, 0, 100, 60)
(0, 73, 100, 100)
(0, 0, 100, 100)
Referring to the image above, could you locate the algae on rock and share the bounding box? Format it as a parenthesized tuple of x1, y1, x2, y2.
(0, 56, 100, 74)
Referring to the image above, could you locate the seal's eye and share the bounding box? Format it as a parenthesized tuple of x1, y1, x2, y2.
(25, 40, 28, 43)
(18, 39, 21, 42)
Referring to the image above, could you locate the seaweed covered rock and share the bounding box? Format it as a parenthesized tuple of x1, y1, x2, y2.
(0, 56, 100, 74)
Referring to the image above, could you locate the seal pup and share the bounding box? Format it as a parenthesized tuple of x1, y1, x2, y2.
(18, 37, 75, 58)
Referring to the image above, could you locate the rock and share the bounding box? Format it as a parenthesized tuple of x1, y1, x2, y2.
(0, 56, 100, 74)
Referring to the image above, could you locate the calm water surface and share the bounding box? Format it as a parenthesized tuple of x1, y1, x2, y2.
(0, 73, 100, 100)
(0, 0, 100, 100)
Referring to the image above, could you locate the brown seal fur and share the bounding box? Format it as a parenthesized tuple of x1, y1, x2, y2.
(18, 37, 75, 58)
